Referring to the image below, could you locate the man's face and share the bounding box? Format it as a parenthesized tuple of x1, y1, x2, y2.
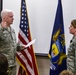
(5, 12, 14, 25)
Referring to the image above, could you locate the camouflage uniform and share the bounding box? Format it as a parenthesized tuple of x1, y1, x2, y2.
(0, 24, 21, 75)
(67, 36, 76, 75)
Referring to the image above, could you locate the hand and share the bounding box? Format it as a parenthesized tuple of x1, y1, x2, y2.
(22, 45, 27, 49)
(1, 22, 7, 28)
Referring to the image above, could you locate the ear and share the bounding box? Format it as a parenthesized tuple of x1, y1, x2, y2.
(3, 17, 5, 20)
(3, 17, 6, 21)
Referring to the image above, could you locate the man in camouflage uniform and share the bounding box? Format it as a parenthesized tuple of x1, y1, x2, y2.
(67, 19, 76, 75)
(0, 9, 25, 75)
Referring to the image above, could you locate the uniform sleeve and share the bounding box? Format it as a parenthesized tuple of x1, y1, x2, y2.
(72, 36, 76, 72)
(0, 29, 4, 39)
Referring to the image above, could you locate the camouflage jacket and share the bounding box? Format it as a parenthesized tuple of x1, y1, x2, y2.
(0, 24, 21, 67)
(67, 36, 76, 74)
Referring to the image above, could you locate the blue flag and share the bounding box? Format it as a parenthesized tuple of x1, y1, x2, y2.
(48, 0, 67, 75)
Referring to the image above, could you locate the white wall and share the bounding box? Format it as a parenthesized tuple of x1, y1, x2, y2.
(3, 0, 76, 54)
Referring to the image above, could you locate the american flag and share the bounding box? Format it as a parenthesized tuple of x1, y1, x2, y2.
(16, 0, 39, 75)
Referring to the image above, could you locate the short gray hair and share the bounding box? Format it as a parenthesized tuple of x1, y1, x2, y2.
(1, 9, 13, 18)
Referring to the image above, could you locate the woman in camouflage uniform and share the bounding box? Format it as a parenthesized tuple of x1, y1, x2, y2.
(67, 19, 76, 75)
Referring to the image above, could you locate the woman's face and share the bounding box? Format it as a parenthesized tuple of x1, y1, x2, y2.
(69, 24, 76, 35)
